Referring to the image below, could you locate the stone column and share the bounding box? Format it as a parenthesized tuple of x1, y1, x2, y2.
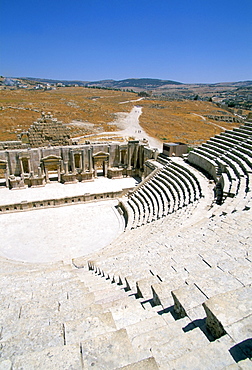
(134, 146, 139, 168)
(3, 162, 9, 188)
(27, 158, 31, 174)
(88, 148, 93, 172)
(119, 149, 122, 165)
(45, 167, 49, 182)
(70, 150, 76, 173)
(20, 159, 24, 175)
(127, 145, 132, 170)
(82, 150, 86, 172)
(57, 165, 61, 182)
(104, 161, 108, 177)
(72, 155, 76, 174)
(107, 146, 111, 168)
(64, 161, 69, 175)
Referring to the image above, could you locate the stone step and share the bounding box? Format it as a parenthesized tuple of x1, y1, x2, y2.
(164, 335, 238, 370)
(185, 267, 243, 299)
(64, 311, 117, 345)
(0, 322, 64, 360)
(131, 318, 193, 357)
(229, 265, 252, 286)
(108, 297, 157, 330)
(171, 284, 207, 321)
(80, 329, 142, 369)
(224, 314, 252, 356)
(224, 358, 252, 369)
(125, 315, 171, 342)
(151, 279, 186, 309)
(152, 327, 210, 368)
(203, 284, 252, 340)
(11, 344, 82, 370)
(136, 276, 162, 300)
(116, 356, 159, 369)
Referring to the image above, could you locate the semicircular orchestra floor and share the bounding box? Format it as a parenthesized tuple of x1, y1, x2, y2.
(0, 199, 124, 263)
(0, 177, 137, 263)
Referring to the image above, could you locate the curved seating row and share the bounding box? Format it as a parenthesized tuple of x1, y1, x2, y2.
(188, 121, 252, 203)
(125, 159, 203, 229)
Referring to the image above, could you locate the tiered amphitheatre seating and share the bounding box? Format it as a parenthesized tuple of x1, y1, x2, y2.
(123, 158, 203, 229)
(1, 120, 252, 369)
(70, 185, 251, 368)
(188, 121, 252, 203)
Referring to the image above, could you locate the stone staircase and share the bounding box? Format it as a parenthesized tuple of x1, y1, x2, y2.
(1, 236, 251, 369)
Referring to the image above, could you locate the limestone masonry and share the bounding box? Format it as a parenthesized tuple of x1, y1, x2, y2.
(0, 112, 251, 369)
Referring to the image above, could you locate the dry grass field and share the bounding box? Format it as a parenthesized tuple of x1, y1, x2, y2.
(0, 87, 136, 141)
(0, 87, 242, 146)
(139, 100, 241, 146)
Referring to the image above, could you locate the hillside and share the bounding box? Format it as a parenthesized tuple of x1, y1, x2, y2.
(86, 78, 182, 89)
(1, 77, 251, 110)
(0, 86, 248, 146)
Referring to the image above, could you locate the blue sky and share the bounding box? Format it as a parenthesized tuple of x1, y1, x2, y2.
(1, 0, 251, 83)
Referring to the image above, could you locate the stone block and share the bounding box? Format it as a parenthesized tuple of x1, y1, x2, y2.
(117, 356, 159, 369)
(12, 344, 82, 370)
(64, 312, 116, 345)
(81, 329, 139, 369)
(171, 284, 207, 319)
(165, 335, 237, 370)
(203, 285, 252, 339)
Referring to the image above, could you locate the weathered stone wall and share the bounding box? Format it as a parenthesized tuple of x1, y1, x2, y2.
(0, 141, 155, 189)
(25, 112, 71, 147)
(206, 115, 243, 123)
(0, 141, 28, 150)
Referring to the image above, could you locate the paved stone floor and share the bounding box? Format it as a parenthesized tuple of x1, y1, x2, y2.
(0, 177, 137, 263)
(0, 199, 124, 263)
(0, 177, 137, 206)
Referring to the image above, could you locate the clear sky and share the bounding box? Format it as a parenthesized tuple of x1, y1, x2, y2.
(1, 0, 251, 83)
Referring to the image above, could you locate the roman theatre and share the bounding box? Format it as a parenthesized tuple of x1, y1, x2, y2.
(0, 110, 251, 369)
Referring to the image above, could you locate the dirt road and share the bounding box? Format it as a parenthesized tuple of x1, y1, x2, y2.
(74, 105, 162, 149)
(112, 106, 162, 149)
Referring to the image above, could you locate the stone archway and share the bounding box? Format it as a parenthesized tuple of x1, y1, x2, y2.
(92, 152, 109, 177)
(41, 155, 62, 182)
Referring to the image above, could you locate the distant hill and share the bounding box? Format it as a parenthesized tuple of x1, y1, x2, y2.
(1, 76, 251, 109)
(86, 78, 182, 89)
(6, 77, 182, 90)
(18, 77, 89, 86)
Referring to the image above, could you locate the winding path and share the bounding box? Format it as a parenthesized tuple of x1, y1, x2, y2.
(191, 113, 227, 130)
(75, 105, 163, 149)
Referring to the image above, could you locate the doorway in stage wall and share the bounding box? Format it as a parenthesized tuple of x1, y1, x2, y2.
(93, 152, 109, 178)
(41, 155, 62, 182)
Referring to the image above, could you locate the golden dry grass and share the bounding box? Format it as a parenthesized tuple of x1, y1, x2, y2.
(0, 87, 136, 141)
(0, 87, 242, 146)
(138, 100, 241, 146)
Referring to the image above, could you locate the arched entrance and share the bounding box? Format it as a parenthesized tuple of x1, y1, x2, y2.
(41, 155, 62, 182)
(93, 152, 109, 177)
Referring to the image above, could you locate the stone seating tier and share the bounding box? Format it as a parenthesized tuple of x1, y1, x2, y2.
(1, 121, 252, 368)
